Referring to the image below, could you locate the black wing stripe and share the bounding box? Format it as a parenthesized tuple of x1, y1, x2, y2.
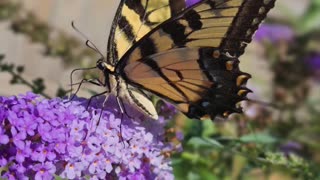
(184, 10, 202, 31)
(140, 37, 157, 57)
(125, 0, 148, 20)
(162, 21, 187, 46)
(118, 15, 137, 43)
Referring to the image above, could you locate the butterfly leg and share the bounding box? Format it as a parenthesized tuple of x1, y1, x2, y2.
(69, 78, 104, 101)
(116, 97, 126, 145)
(84, 89, 110, 139)
(116, 97, 134, 119)
(116, 96, 137, 147)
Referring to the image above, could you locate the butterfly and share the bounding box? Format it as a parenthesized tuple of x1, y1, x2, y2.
(89, 0, 276, 120)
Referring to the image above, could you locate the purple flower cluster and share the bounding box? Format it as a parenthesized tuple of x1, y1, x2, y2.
(0, 92, 179, 179)
(157, 100, 177, 120)
(254, 24, 295, 44)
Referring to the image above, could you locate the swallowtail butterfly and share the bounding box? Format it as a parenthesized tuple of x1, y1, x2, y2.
(88, 0, 275, 120)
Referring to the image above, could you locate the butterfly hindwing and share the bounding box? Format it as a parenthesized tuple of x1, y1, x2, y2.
(122, 47, 251, 119)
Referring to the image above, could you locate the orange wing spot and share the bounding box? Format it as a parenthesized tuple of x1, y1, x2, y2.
(225, 61, 234, 71)
(237, 89, 250, 97)
(212, 50, 221, 58)
(223, 111, 230, 117)
(236, 75, 250, 86)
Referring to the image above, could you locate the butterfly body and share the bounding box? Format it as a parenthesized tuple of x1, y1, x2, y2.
(97, 60, 159, 119)
(94, 0, 276, 120)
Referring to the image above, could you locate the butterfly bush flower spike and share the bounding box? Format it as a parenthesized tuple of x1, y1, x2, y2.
(255, 24, 294, 44)
(0, 92, 178, 179)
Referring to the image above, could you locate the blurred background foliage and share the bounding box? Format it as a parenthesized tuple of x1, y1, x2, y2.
(1, 0, 320, 179)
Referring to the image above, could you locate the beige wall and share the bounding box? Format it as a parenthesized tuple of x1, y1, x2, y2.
(0, 0, 118, 96)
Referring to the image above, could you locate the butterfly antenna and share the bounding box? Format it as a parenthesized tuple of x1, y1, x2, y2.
(71, 21, 104, 58)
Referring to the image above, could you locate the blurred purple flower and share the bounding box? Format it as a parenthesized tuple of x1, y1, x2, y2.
(305, 53, 320, 81)
(157, 100, 177, 120)
(280, 141, 302, 156)
(186, 0, 201, 7)
(0, 92, 179, 179)
(255, 24, 294, 43)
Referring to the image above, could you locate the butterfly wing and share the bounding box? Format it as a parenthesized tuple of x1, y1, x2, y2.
(107, 0, 187, 65)
(115, 0, 275, 120)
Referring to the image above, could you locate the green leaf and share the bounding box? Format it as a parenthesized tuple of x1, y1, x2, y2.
(201, 120, 217, 137)
(181, 152, 200, 162)
(198, 169, 219, 180)
(187, 171, 201, 180)
(239, 133, 277, 144)
(187, 137, 223, 149)
(298, 0, 320, 33)
(202, 137, 224, 148)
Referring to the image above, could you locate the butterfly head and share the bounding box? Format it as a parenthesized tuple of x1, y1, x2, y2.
(96, 58, 115, 75)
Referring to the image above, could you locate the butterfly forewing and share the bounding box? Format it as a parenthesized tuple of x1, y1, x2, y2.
(120, 0, 275, 64)
(107, 0, 186, 65)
